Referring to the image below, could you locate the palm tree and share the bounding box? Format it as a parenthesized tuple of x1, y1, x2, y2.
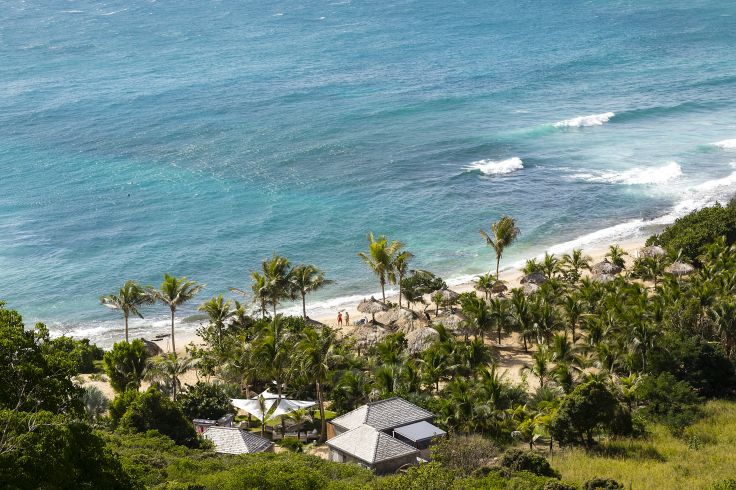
(489, 297, 512, 345)
(358, 232, 405, 303)
(290, 264, 332, 319)
(197, 295, 234, 352)
(100, 280, 154, 342)
(460, 294, 493, 342)
(250, 272, 269, 318)
(474, 273, 496, 301)
(522, 347, 551, 389)
(153, 274, 204, 356)
(561, 249, 591, 283)
(480, 215, 520, 278)
(541, 253, 560, 279)
(561, 294, 583, 342)
(251, 315, 292, 402)
(296, 327, 340, 443)
(606, 245, 628, 269)
(260, 254, 294, 317)
(389, 251, 414, 308)
(145, 353, 194, 401)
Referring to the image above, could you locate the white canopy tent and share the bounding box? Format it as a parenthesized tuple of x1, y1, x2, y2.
(231, 390, 316, 422)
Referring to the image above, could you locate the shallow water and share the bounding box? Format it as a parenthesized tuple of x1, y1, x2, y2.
(1, 0, 736, 346)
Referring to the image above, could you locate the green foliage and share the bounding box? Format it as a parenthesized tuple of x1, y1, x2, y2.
(278, 437, 304, 453)
(712, 479, 736, 490)
(582, 477, 623, 490)
(647, 200, 736, 263)
(178, 381, 235, 420)
(0, 302, 83, 414)
(47, 335, 103, 373)
(636, 373, 701, 434)
(112, 387, 199, 448)
(103, 339, 150, 393)
(0, 410, 135, 489)
(82, 385, 110, 423)
(500, 449, 561, 479)
(550, 381, 617, 447)
(431, 435, 497, 475)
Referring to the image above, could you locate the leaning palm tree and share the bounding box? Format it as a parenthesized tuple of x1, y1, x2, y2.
(250, 272, 269, 318)
(389, 251, 414, 308)
(358, 232, 405, 303)
(480, 216, 520, 278)
(290, 264, 333, 319)
(100, 280, 155, 342)
(153, 274, 204, 356)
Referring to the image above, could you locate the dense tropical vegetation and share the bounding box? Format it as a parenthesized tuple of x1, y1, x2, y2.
(5, 204, 736, 488)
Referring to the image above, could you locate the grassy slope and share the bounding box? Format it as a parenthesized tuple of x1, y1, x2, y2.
(549, 400, 736, 489)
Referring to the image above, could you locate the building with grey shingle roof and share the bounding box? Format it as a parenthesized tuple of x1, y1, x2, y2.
(326, 397, 444, 473)
(327, 425, 419, 474)
(203, 427, 274, 455)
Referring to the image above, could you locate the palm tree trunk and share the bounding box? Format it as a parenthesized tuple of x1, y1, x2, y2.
(273, 302, 277, 319)
(381, 278, 386, 303)
(170, 307, 176, 357)
(317, 381, 327, 443)
(302, 293, 307, 319)
(496, 253, 501, 279)
(124, 312, 129, 343)
(398, 280, 403, 308)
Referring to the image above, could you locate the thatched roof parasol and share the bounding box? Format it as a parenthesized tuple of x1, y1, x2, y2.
(591, 259, 622, 276)
(522, 283, 540, 295)
(665, 261, 694, 276)
(491, 281, 508, 294)
(376, 308, 418, 332)
(357, 297, 388, 321)
(349, 324, 388, 351)
(592, 273, 615, 283)
(406, 327, 440, 354)
(520, 272, 548, 285)
(434, 312, 467, 334)
(639, 245, 666, 258)
(438, 289, 460, 302)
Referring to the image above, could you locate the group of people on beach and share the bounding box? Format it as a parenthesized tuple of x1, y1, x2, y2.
(336, 310, 349, 326)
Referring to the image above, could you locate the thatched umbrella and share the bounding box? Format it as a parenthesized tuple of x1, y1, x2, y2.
(434, 312, 467, 334)
(491, 281, 508, 294)
(592, 273, 615, 283)
(376, 308, 418, 332)
(438, 289, 460, 302)
(639, 245, 666, 258)
(522, 283, 540, 295)
(406, 327, 439, 354)
(350, 324, 388, 353)
(665, 261, 694, 277)
(520, 272, 547, 285)
(591, 259, 622, 276)
(357, 297, 388, 322)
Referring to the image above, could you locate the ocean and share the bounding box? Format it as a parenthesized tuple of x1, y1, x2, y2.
(2, 0, 736, 346)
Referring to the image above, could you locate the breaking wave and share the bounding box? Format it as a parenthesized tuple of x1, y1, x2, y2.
(464, 157, 523, 175)
(553, 112, 615, 128)
(712, 139, 736, 149)
(570, 161, 682, 185)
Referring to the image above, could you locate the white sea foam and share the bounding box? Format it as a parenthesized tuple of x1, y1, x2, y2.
(464, 157, 523, 175)
(571, 161, 682, 185)
(712, 139, 736, 149)
(553, 112, 615, 128)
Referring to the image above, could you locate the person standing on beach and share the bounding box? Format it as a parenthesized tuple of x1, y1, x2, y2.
(337, 312, 343, 326)
(344, 311, 350, 326)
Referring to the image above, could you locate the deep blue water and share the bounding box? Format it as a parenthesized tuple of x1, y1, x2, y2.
(2, 0, 736, 345)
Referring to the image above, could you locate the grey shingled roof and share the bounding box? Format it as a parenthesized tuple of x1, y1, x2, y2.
(203, 427, 273, 455)
(331, 397, 433, 432)
(327, 424, 419, 464)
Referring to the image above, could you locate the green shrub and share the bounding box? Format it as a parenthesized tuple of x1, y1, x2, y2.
(112, 387, 199, 448)
(582, 477, 623, 489)
(647, 200, 736, 263)
(712, 478, 736, 490)
(500, 449, 560, 479)
(278, 437, 304, 453)
(431, 435, 497, 475)
(103, 340, 149, 393)
(636, 373, 701, 434)
(178, 381, 235, 420)
(48, 336, 103, 373)
(550, 381, 617, 447)
(543, 481, 577, 490)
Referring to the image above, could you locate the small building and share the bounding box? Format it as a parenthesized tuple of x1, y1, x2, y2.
(326, 397, 445, 473)
(327, 424, 419, 474)
(193, 413, 234, 434)
(203, 427, 274, 455)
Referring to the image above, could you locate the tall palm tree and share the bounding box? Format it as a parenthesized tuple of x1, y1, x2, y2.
(358, 232, 405, 303)
(480, 215, 520, 278)
(197, 295, 234, 352)
(250, 272, 269, 318)
(489, 297, 512, 345)
(145, 353, 194, 401)
(260, 254, 294, 317)
(154, 274, 204, 356)
(296, 327, 340, 443)
(389, 251, 414, 308)
(606, 245, 628, 269)
(290, 264, 332, 319)
(100, 280, 154, 342)
(460, 294, 493, 342)
(541, 253, 560, 279)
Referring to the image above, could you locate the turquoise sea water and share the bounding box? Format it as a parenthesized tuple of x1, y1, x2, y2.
(2, 0, 736, 345)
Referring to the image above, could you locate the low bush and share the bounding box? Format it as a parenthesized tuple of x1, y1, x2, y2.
(582, 477, 623, 490)
(278, 437, 304, 453)
(500, 449, 560, 479)
(431, 435, 497, 475)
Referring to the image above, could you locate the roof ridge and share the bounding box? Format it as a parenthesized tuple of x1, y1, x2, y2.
(371, 426, 381, 463)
